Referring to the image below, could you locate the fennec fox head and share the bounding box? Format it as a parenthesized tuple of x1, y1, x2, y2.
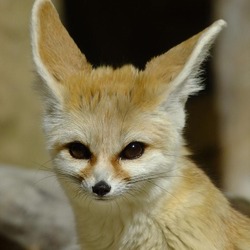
(32, 0, 226, 202)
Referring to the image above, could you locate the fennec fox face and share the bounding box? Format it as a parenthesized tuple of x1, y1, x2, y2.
(31, 0, 225, 202)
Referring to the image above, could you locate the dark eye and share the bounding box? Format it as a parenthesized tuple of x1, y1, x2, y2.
(67, 142, 92, 160)
(120, 141, 145, 160)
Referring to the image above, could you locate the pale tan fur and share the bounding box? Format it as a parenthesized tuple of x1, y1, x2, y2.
(31, 0, 250, 249)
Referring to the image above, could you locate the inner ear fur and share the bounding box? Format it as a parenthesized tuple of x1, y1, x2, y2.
(31, 0, 91, 84)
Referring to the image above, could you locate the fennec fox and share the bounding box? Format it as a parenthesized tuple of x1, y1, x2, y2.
(31, 0, 250, 249)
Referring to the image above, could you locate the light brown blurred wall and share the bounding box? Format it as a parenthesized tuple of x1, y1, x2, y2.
(214, 0, 250, 200)
(0, 0, 62, 169)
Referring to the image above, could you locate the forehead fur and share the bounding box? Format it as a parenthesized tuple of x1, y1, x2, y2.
(63, 65, 168, 113)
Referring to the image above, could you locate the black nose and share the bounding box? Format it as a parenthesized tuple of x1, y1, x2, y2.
(92, 180, 111, 197)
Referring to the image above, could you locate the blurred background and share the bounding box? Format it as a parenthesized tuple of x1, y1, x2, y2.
(0, 0, 249, 249)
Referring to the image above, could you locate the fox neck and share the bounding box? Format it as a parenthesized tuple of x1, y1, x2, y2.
(73, 200, 133, 250)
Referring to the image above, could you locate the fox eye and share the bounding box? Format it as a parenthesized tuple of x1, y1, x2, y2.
(120, 141, 145, 160)
(67, 142, 92, 160)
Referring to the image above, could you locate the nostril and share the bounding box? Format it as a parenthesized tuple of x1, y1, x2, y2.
(92, 180, 111, 197)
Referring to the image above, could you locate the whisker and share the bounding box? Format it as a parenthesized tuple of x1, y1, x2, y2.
(146, 179, 181, 203)
(31, 159, 53, 172)
(33, 172, 57, 185)
(127, 162, 193, 185)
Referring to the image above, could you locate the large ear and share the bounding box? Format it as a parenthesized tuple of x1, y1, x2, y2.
(145, 20, 226, 130)
(31, 0, 91, 100)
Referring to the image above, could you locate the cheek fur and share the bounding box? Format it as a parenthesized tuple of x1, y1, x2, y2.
(122, 147, 176, 178)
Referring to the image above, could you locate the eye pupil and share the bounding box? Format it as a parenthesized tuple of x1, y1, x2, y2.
(68, 142, 91, 160)
(120, 142, 145, 160)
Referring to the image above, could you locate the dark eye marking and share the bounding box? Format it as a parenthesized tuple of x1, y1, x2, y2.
(120, 141, 145, 160)
(67, 141, 92, 160)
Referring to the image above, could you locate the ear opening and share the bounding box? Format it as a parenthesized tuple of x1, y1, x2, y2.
(31, 0, 91, 87)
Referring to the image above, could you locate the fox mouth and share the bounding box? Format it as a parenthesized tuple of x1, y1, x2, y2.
(93, 196, 111, 201)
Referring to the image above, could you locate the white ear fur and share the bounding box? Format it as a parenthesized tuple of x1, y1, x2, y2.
(31, 0, 91, 102)
(32, 0, 56, 92)
(146, 20, 226, 130)
(168, 20, 227, 97)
